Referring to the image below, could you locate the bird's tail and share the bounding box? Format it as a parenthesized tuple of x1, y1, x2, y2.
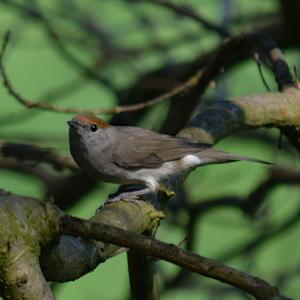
(196, 148, 271, 166)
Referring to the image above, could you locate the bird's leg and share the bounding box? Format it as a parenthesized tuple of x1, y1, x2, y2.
(103, 182, 176, 207)
(105, 185, 152, 204)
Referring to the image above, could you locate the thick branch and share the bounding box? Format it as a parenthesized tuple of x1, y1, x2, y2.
(60, 214, 287, 300)
(179, 88, 300, 144)
(0, 190, 61, 300)
(41, 196, 165, 281)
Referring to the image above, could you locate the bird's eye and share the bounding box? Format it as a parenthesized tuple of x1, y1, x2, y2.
(90, 124, 98, 132)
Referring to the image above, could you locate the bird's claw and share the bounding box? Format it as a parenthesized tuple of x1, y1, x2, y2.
(159, 184, 176, 198)
(164, 189, 176, 198)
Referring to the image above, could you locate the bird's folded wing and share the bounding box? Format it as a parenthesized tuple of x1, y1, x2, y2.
(112, 126, 209, 169)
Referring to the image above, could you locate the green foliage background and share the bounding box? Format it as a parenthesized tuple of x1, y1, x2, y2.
(0, 1, 299, 299)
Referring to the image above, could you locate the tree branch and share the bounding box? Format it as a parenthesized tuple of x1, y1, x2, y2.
(0, 141, 77, 171)
(0, 190, 61, 300)
(0, 31, 205, 115)
(179, 88, 300, 144)
(145, 0, 231, 37)
(41, 195, 165, 282)
(127, 249, 158, 300)
(60, 214, 287, 300)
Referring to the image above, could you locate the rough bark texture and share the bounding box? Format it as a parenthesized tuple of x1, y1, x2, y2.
(0, 190, 61, 300)
(41, 194, 165, 281)
(179, 88, 300, 143)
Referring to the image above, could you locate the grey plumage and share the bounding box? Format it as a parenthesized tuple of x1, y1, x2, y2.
(111, 126, 270, 169)
(68, 114, 270, 196)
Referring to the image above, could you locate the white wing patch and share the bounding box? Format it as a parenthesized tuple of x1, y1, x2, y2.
(127, 154, 203, 192)
(182, 154, 202, 167)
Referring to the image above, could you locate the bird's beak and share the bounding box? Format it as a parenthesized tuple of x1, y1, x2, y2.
(67, 120, 78, 128)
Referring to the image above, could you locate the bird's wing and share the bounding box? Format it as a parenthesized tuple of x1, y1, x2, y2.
(112, 126, 209, 169)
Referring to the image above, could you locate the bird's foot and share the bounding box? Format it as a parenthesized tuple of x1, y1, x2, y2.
(159, 184, 176, 198)
(104, 185, 152, 205)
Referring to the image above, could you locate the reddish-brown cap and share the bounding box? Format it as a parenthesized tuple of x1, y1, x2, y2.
(73, 114, 111, 128)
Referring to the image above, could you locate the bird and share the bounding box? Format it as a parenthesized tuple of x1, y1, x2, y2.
(67, 114, 270, 201)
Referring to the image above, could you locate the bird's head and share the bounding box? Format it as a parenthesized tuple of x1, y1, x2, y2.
(67, 114, 111, 145)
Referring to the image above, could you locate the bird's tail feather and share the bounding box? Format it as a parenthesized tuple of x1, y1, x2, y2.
(197, 148, 271, 166)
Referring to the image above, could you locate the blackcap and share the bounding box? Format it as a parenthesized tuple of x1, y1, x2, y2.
(68, 114, 269, 200)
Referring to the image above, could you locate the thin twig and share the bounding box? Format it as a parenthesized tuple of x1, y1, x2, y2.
(254, 52, 271, 91)
(0, 31, 204, 114)
(147, 0, 231, 38)
(0, 141, 77, 171)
